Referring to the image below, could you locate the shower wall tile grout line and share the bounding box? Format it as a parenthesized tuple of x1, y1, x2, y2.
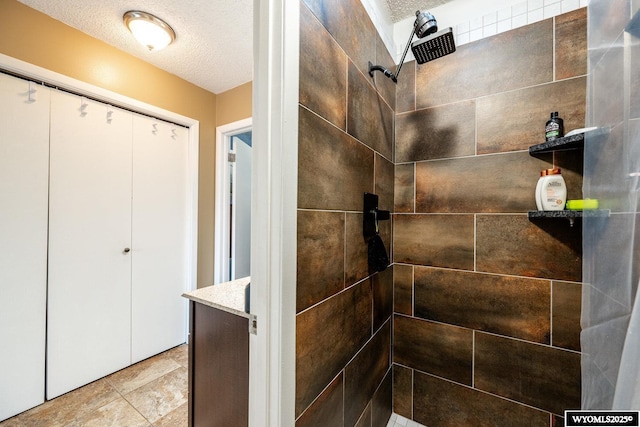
(550, 280, 554, 346)
(472, 330, 476, 388)
(395, 263, 582, 288)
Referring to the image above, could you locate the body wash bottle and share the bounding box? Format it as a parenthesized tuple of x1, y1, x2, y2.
(536, 168, 567, 210)
(545, 112, 564, 141)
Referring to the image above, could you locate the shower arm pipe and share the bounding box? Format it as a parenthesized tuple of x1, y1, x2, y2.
(368, 28, 415, 84)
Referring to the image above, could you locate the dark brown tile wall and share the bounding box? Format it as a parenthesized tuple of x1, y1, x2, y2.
(555, 8, 588, 80)
(392, 264, 412, 316)
(347, 61, 394, 160)
(375, 154, 395, 214)
(296, 280, 372, 417)
(298, 2, 588, 424)
(476, 77, 587, 154)
(393, 214, 474, 269)
(377, 217, 393, 264)
(373, 269, 393, 332)
(476, 215, 582, 281)
(395, 61, 415, 114)
(395, 100, 476, 163)
(354, 405, 371, 427)
(414, 267, 551, 344)
(392, 365, 412, 419)
(552, 281, 582, 351)
(297, 210, 345, 312)
(554, 414, 567, 427)
(415, 19, 553, 109)
(301, 0, 376, 78)
(413, 371, 551, 427)
(371, 370, 393, 427)
(393, 315, 473, 385)
(296, 0, 395, 424)
(344, 322, 391, 426)
(299, 3, 347, 130)
(415, 152, 554, 213)
(394, 163, 414, 213)
(298, 105, 374, 212)
(474, 333, 581, 415)
(295, 374, 344, 427)
(392, 8, 587, 424)
(374, 32, 396, 112)
(345, 213, 368, 286)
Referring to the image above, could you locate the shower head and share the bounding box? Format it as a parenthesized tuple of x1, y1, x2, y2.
(414, 11, 438, 38)
(368, 10, 456, 83)
(411, 27, 456, 64)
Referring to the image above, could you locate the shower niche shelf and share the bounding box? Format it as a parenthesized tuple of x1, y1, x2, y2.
(528, 127, 609, 154)
(528, 127, 611, 223)
(528, 209, 611, 226)
(528, 210, 610, 219)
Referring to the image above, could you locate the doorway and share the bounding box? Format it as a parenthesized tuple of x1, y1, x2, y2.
(214, 118, 252, 284)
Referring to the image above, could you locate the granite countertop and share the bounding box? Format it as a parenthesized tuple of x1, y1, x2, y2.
(182, 276, 251, 319)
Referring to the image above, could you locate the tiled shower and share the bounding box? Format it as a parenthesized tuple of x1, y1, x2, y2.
(296, 0, 586, 425)
(296, 0, 394, 425)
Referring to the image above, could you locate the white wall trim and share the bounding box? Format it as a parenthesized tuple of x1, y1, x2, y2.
(214, 117, 253, 285)
(0, 53, 200, 300)
(250, 0, 299, 425)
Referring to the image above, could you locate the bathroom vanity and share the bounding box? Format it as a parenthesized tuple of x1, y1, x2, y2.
(182, 277, 252, 427)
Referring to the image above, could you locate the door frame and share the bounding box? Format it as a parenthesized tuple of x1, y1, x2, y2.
(251, 0, 299, 424)
(0, 53, 200, 302)
(214, 117, 252, 284)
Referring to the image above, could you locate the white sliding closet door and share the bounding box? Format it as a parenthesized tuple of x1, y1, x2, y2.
(131, 115, 188, 363)
(0, 74, 49, 421)
(47, 90, 133, 399)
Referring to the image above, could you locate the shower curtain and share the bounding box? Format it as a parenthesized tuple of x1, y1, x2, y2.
(581, 0, 640, 410)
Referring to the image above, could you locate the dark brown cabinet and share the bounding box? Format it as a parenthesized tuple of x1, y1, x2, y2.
(188, 301, 249, 427)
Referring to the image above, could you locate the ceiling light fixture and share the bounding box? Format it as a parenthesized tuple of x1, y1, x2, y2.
(123, 10, 176, 52)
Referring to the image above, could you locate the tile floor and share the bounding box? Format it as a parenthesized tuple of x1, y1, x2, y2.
(1, 346, 425, 427)
(386, 413, 427, 427)
(0, 344, 188, 427)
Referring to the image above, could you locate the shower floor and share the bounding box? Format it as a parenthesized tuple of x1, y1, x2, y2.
(387, 413, 427, 427)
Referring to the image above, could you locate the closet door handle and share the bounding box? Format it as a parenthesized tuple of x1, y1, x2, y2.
(123, 248, 131, 253)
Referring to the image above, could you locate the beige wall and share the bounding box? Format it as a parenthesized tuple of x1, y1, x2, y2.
(216, 81, 252, 127)
(0, 0, 251, 287)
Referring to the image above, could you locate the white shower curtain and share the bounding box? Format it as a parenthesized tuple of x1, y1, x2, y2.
(582, 0, 640, 410)
(614, 286, 640, 408)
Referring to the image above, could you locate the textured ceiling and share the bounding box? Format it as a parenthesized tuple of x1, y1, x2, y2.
(385, 0, 458, 22)
(17, 0, 253, 95)
(16, 0, 458, 95)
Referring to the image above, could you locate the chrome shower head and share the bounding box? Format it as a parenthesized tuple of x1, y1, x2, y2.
(368, 10, 456, 83)
(411, 27, 456, 64)
(414, 10, 438, 38)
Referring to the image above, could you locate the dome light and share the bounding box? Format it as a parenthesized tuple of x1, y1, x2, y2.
(124, 11, 176, 52)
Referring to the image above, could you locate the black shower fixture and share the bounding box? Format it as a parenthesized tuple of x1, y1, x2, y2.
(368, 10, 456, 83)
